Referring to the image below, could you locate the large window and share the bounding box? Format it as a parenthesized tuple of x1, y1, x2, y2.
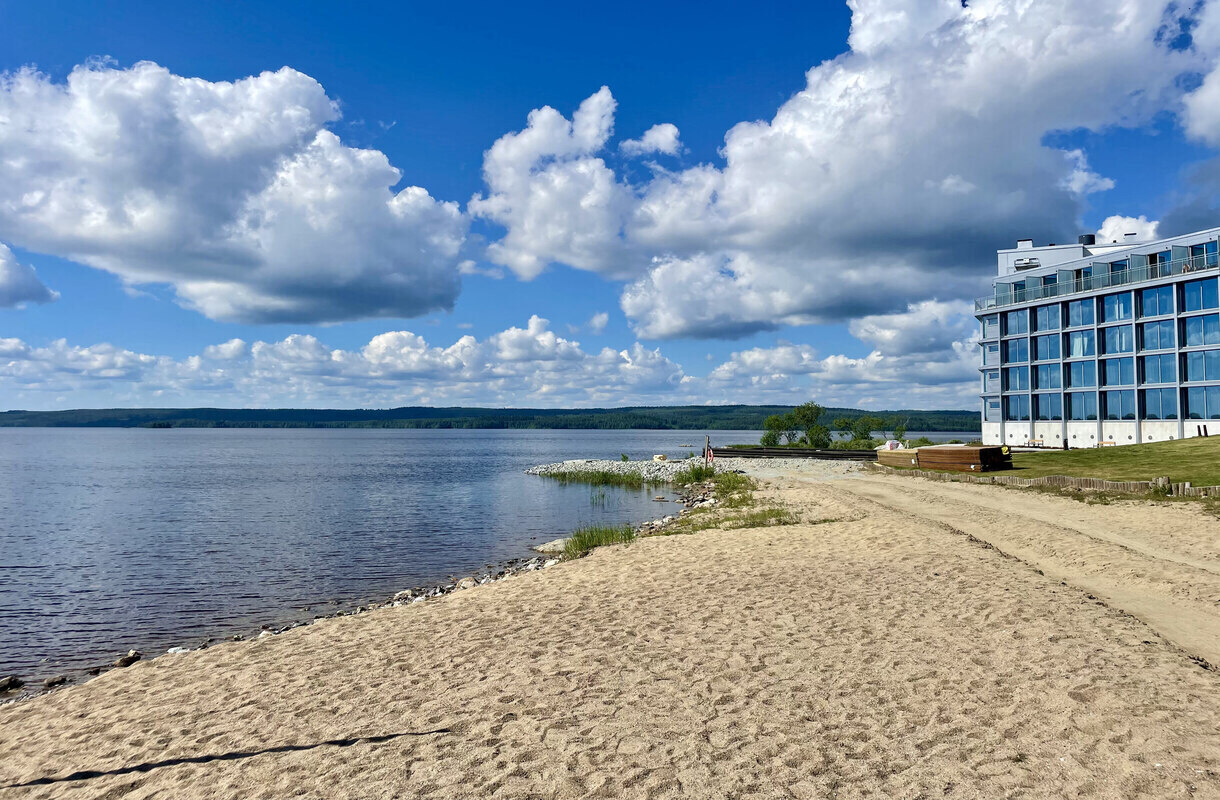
(1005, 309, 1028, 336)
(1005, 366, 1029, 391)
(1034, 393, 1062, 421)
(1033, 304, 1060, 332)
(1185, 350, 1220, 383)
(1033, 334, 1060, 361)
(1102, 390, 1136, 420)
(1067, 298, 1095, 327)
(983, 370, 1000, 393)
(1186, 386, 1220, 419)
(1139, 319, 1174, 351)
(1066, 330, 1095, 358)
(1067, 392, 1098, 420)
(983, 342, 1000, 367)
(1034, 364, 1060, 390)
(1141, 388, 1178, 420)
(1101, 292, 1133, 322)
(1140, 285, 1174, 317)
(1004, 339, 1028, 363)
(1183, 314, 1220, 347)
(1066, 360, 1096, 388)
(1101, 357, 1134, 386)
(984, 397, 1001, 422)
(1183, 278, 1219, 313)
(1141, 353, 1176, 384)
(1004, 394, 1030, 421)
(981, 314, 999, 339)
(1102, 325, 1134, 354)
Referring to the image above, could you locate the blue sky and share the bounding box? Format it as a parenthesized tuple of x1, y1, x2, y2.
(1, 1, 1219, 410)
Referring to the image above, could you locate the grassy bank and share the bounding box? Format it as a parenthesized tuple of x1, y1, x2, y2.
(535, 469, 668, 489)
(563, 524, 637, 559)
(1003, 437, 1220, 485)
(896, 437, 1220, 486)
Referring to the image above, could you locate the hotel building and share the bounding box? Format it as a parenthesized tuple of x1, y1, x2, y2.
(977, 226, 1220, 447)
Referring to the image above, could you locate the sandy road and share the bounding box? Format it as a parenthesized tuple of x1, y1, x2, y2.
(830, 469, 1220, 666)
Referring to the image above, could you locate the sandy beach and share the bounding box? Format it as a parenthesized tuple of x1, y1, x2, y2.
(4, 461, 1220, 798)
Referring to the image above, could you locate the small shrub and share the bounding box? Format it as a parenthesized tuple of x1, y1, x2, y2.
(564, 524, 636, 559)
(620, 453, 629, 462)
(711, 471, 757, 493)
(724, 508, 800, 528)
(907, 436, 936, 448)
(674, 464, 716, 484)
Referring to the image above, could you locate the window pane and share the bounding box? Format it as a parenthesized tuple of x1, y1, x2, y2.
(1102, 293, 1132, 322)
(1067, 331, 1095, 358)
(1184, 278, 1219, 313)
(1033, 304, 1060, 332)
(1005, 310, 1027, 335)
(1103, 325, 1134, 354)
(1005, 339, 1028, 363)
(1068, 299, 1095, 327)
(1067, 392, 1097, 420)
(1035, 394, 1062, 420)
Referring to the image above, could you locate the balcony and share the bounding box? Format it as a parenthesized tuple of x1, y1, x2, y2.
(975, 253, 1219, 312)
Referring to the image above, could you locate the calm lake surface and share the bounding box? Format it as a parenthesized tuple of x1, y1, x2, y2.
(0, 427, 975, 681)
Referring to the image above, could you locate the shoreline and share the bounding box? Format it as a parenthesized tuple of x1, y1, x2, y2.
(7, 459, 1220, 796)
(0, 459, 708, 703)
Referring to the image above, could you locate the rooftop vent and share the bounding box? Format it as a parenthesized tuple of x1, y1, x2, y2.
(1016, 238, 1034, 249)
(1078, 233, 1096, 246)
(1124, 232, 1139, 242)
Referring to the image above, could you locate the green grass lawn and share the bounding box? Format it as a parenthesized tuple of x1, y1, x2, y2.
(994, 437, 1220, 485)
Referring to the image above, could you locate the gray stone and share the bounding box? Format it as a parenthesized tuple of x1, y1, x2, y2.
(43, 675, 68, 688)
(114, 650, 141, 668)
(0, 675, 23, 692)
(456, 576, 478, 590)
(532, 537, 569, 554)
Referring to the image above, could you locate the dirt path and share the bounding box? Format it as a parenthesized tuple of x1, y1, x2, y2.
(830, 470, 1220, 666)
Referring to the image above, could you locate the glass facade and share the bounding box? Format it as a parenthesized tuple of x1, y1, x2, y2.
(980, 247, 1220, 442)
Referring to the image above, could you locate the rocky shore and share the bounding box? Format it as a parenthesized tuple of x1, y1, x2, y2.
(524, 457, 698, 481)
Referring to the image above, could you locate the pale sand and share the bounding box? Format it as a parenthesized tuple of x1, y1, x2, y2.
(4, 466, 1220, 798)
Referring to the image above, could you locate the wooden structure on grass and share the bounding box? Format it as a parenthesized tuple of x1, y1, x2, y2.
(877, 445, 1012, 473)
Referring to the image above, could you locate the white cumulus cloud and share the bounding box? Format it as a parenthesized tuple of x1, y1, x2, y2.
(620, 123, 682, 157)
(0, 61, 466, 323)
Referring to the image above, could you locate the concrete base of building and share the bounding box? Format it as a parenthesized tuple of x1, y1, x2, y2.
(981, 419, 1215, 448)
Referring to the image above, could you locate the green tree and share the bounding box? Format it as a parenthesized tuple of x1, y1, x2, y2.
(850, 415, 883, 442)
(832, 417, 853, 442)
(891, 418, 907, 441)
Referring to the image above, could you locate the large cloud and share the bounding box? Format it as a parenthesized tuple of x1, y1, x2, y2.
(0, 243, 58, 307)
(0, 317, 690, 408)
(706, 300, 979, 407)
(469, 1, 1204, 339)
(0, 61, 466, 323)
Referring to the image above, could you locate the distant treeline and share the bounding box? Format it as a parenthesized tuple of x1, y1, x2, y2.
(0, 405, 981, 432)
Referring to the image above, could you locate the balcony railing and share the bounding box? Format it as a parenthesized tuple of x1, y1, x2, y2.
(975, 253, 1219, 312)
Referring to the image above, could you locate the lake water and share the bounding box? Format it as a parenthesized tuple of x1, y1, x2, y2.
(0, 427, 975, 682)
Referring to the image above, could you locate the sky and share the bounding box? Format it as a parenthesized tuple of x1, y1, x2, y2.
(2, 0, 1220, 411)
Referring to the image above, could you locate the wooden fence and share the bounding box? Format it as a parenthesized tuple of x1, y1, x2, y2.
(865, 462, 1219, 498)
